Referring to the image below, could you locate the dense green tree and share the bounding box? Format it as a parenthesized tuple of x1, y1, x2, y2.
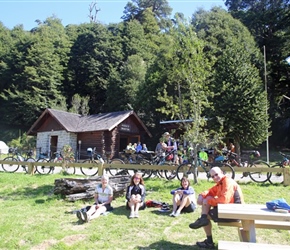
(122, 0, 172, 30)
(225, 0, 290, 146)
(69, 93, 89, 115)
(192, 8, 269, 152)
(143, 16, 213, 182)
(65, 23, 123, 114)
(0, 17, 70, 126)
(0, 23, 14, 92)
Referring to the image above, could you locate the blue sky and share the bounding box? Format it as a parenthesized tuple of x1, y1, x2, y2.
(1, 0, 225, 30)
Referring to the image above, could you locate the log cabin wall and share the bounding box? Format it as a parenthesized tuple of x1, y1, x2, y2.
(77, 132, 103, 159)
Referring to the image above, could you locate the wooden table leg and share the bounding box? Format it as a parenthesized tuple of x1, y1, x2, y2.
(241, 219, 256, 242)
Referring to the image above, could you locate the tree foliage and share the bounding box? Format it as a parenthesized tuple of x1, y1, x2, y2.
(0, 2, 285, 150)
(122, 0, 172, 29)
(225, 0, 290, 145)
(192, 7, 270, 151)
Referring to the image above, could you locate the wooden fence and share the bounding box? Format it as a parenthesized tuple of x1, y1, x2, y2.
(0, 160, 289, 186)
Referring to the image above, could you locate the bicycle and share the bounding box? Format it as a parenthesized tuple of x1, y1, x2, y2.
(138, 149, 178, 180)
(111, 150, 153, 177)
(267, 151, 289, 184)
(176, 156, 235, 181)
(36, 151, 76, 175)
(226, 150, 271, 183)
(80, 148, 124, 177)
(2, 147, 36, 173)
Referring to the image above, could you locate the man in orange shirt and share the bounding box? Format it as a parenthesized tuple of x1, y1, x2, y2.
(189, 167, 244, 249)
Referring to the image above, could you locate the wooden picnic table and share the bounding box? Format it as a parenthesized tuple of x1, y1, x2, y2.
(218, 203, 290, 243)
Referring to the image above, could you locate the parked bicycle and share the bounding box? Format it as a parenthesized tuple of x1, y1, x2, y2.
(138, 149, 178, 180)
(111, 150, 153, 177)
(226, 150, 271, 183)
(176, 155, 235, 181)
(36, 151, 76, 175)
(267, 151, 289, 184)
(80, 148, 124, 176)
(1, 147, 35, 173)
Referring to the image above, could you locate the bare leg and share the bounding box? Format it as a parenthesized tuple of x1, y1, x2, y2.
(172, 193, 180, 212)
(89, 206, 107, 220)
(176, 195, 191, 214)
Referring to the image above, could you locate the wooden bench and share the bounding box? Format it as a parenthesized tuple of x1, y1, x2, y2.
(218, 220, 290, 243)
(218, 204, 290, 242)
(218, 240, 290, 250)
(218, 220, 290, 230)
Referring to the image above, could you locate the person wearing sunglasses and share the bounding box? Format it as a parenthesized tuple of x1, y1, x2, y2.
(189, 167, 244, 249)
(125, 172, 146, 218)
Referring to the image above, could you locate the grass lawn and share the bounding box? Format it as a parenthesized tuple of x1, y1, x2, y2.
(0, 172, 289, 250)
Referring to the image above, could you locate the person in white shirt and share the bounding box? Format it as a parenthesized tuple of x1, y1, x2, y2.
(77, 175, 113, 223)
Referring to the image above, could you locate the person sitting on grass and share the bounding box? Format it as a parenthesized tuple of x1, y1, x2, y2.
(77, 175, 113, 223)
(126, 172, 146, 218)
(189, 167, 244, 249)
(169, 176, 197, 217)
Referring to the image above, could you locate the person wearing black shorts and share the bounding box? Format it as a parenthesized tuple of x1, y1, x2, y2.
(189, 167, 244, 249)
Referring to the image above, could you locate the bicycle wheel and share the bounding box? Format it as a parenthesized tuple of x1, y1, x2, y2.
(218, 163, 235, 180)
(248, 160, 270, 183)
(164, 163, 178, 180)
(80, 159, 98, 176)
(63, 160, 76, 175)
(2, 157, 19, 172)
(176, 163, 196, 181)
(36, 159, 53, 174)
(23, 157, 36, 173)
(137, 159, 152, 179)
(107, 158, 125, 176)
(267, 164, 284, 184)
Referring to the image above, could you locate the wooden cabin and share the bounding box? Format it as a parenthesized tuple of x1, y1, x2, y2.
(27, 108, 152, 159)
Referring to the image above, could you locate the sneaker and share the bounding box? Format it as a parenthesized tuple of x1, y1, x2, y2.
(76, 211, 85, 222)
(83, 212, 90, 222)
(129, 212, 135, 218)
(173, 211, 180, 217)
(169, 211, 175, 217)
(189, 217, 210, 229)
(135, 212, 139, 218)
(196, 239, 215, 249)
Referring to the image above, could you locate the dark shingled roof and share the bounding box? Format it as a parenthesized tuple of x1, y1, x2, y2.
(27, 108, 151, 136)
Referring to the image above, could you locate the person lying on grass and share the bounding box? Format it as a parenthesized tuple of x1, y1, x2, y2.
(189, 167, 244, 249)
(77, 174, 113, 223)
(169, 176, 197, 217)
(126, 172, 146, 218)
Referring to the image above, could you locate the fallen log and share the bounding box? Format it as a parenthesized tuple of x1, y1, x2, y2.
(54, 175, 131, 201)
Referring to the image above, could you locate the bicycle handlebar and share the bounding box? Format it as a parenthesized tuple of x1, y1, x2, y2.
(279, 151, 290, 159)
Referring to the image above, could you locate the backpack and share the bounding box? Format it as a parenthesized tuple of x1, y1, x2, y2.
(145, 200, 169, 210)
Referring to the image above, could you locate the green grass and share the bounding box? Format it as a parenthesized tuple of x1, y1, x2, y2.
(0, 172, 289, 250)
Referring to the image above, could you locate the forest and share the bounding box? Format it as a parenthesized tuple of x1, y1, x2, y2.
(0, 0, 289, 151)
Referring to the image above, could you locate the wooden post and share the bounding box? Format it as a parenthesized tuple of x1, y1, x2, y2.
(283, 168, 290, 186)
(98, 163, 104, 176)
(27, 162, 35, 175)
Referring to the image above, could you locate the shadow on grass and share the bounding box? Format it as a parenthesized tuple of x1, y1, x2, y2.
(137, 240, 216, 250)
(3, 184, 55, 201)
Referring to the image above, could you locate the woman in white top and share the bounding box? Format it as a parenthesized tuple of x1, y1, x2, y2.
(77, 175, 113, 223)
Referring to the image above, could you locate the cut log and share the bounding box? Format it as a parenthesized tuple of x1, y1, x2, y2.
(54, 175, 131, 201)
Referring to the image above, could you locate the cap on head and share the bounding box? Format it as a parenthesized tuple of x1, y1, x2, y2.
(163, 132, 170, 136)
